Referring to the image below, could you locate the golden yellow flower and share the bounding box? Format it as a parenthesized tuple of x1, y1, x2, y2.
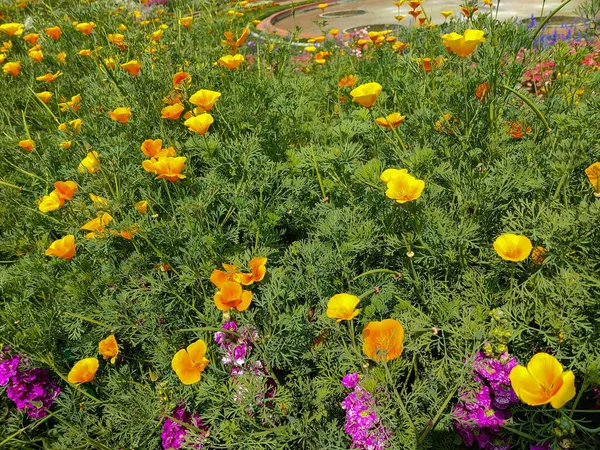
(384, 170, 425, 203)
(375, 112, 406, 129)
(350, 82, 382, 108)
(493, 234, 532, 262)
(189, 89, 221, 112)
(441, 29, 486, 57)
(184, 113, 214, 135)
(326, 293, 360, 321)
(98, 335, 119, 364)
(218, 54, 244, 70)
(362, 319, 404, 362)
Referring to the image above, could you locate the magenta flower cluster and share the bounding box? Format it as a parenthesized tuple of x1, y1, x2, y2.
(161, 401, 208, 450)
(0, 348, 61, 419)
(340, 372, 392, 450)
(214, 321, 275, 410)
(453, 352, 519, 450)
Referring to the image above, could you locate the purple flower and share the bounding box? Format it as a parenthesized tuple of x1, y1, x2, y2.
(530, 443, 551, 450)
(0, 354, 20, 386)
(5, 367, 61, 418)
(162, 402, 207, 449)
(342, 372, 360, 389)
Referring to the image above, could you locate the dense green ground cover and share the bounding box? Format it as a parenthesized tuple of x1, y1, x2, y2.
(0, 0, 599, 448)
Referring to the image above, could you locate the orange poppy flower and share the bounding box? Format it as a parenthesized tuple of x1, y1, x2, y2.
(99, 335, 119, 364)
(150, 29, 163, 41)
(222, 28, 249, 54)
(141, 139, 176, 157)
(60, 118, 84, 134)
(362, 318, 404, 362)
(507, 121, 531, 139)
(45, 26, 62, 40)
(218, 54, 244, 70)
(77, 49, 92, 57)
(442, 30, 486, 57)
(142, 156, 187, 182)
(350, 82, 382, 108)
(36, 71, 63, 82)
(75, 22, 96, 35)
(210, 264, 254, 288)
(3, 61, 21, 76)
(189, 89, 221, 112)
(338, 74, 358, 88)
(408, 10, 422, 18)
(108, 34, 127, 51)
(375, 112, 406, 129)
(121, 60, 141, 76)
(35, 91, 53, 103)
(0, 23, 24, 36)
(161, 103, 185, 120)
(45, 235, 76, 259)
(393, 41, 409, 52)
(57, 52, 67, 63)
(104, 57, 116, 69)
(184, 113, 214, 134)
(54, 180, 78, 201)
(475, 82, 491, 101)
(248, 257, 267, 282)
(59, 140, 71, 149)
(109, 107, 131, 123)
(28, 48, 43, 62)
(171, 339, 210, 385)
(493, 234, 532, 262)
(68, 358, 98, 384)
(58, 94, 81, 112)
(172, 71, 191, 89)
(18, 139, 35, 151)
(214, 281, 252, 311)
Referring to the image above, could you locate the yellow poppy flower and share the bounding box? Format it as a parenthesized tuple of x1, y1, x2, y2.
(326, 293, 360, 321)
(68, 358, 98, 384)
(98, 335, 119, 364)
(493, 234, 532, 262)
(384, 171, 425, 203)
(171, 339, 209, 385)
(142, 156, 187, 182)
(375, 112, 406, 129)
(350, 82, 382, 108)
(3, 61, 21, 76)
(45, 235, 76, 259)
(109, 107, 131, 123)
(189, 89, 221, 112)
(0, 23, 24, 36)
(441, 29, 486, 57)
(184, 113, 214, 134)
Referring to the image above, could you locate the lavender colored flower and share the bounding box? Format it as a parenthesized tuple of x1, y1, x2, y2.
(453, 352, 519, 450)
(341, 378, 391, 450)
(5, 367, 61, 419)
(162, 402, 207, 450)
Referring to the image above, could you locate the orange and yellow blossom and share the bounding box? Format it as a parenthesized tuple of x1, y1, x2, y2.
(57, 52, 66, 63)
(493, 234, 532, 262)
(441, 29, 486, 57)
(150, 29, 163, 41)
(375, 112, 406, 129)
(509, 353, 576, 408)
(189, 89, 221, 112)
(59, 140, 71, 149)
(58, 94, 81, 112)
(45, 235, 76, 259)
(36, 71, 62, 82)
(81, 212, 113, 239)
(78, 151, 100, 173)
(121, 60, 141, 76)
(441, 11, 453, 18)
(171, 339, 209, 385)
(3, 61, 21, 76)
(54, 181, 78, 202)
(326, 293, 360, 321)
(38, 191, 62, 212)
(59, 118, 84, 134)
(184, 113, 214, 135)
(108, 34, 127, 51)
(350, 82, 382, 108)
(0, 23, 24, 36)
(35, 91, 53, 103)
(218, 54, 244, 70)
(222, 28, 249, 54)
(214, 281, 252, 311)
(134, 200, 148, 214)
(18, 139, 35, 151)
(109, 107, 131, 123)
(142, 156, 186, 182)
(179, 16, 193, 29)
(382, 169, 425, 203)
(45, 26, 62, 40)
(89, 193, 109, 208)
(339, 74, 358, 88)
(161, 103, 185, 120)
(141, 139, 175, 158)
(584, 162, 600, 194)
(75, 22, 96, 35)
(28, 48, 43, 62)
(67, 358, 98, 384)
(98, 335, 119, 364)
(248, 257, 267, 283)
(362, 319, 404, 362)
(172, 71, 191, 89)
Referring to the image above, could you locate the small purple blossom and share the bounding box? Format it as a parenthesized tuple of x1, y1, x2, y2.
(342, 372, 360, 389)
(0, 354, 20, 386)
(161, 402, 207, 449)
(530, 442, 551, 450)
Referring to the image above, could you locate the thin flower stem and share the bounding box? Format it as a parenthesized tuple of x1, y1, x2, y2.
(163, 179, 177, 218)
(417, 382, 459, 445)
(501, 424, 537, 440)
(501, 85, 551, 133)
(569, 377, 589, 418)
(311, 146, 327, 200)
(383, 361, 418, 449)
(348, 319, 360, 356)
(352, 268, 399, 281)
(62, 312, 114, 330)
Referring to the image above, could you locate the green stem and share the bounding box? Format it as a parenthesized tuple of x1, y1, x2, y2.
(417, 383, 459, 445)
(352, 268, 400, 281)
(0, 411, 57, 447)
(529, 0, 572, 49)
(383, 361, 417, 449)
(501, 85, 551, 133)
(62, 312, 114, 330)
(311, 146, 326, 200)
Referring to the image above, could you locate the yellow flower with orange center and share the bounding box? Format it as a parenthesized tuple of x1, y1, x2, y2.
(28, 48, 43, 62)
(36, 71, 63, 82)
(214, 281, 252, 312)
(78, 151, 100, 173)
(441, 29, 486, 57)
(0, 23, 24, 36)
(172, 71, 191, 89)
(75, 22, 96, 35)
(184, 113, 214, 134)
(142, 156, 187, 182)
(161, 103, 185, 120)
(98, 335, 119, 364)
(326, 293, 360, 321)
(58, 94, 82, 112)
(362, 319, 404, 362)
(141, 139, 176, 157)
(189, 89, 221, 112)
(171, 339, 209, 385)
(338, 74, 358, 88)
(509, 353, 576, 408)
(493, 234, 532, 262)
(81, 212, 113, 239)
(45, 235, 76, 259)
(218, 54, 244, 70)
(68, 358, 98, 384)
(375, 112, 406, 129)
(134, 200, 148, 214)
(121, 60, 142, 76)
(35, 91, 53, 103)
(585, 162, 600, 193)
(150, 29, 163, 41)
(3, 61, 21, 76)
(109, 107, 131, 123)
(350, 82, 382, 108)
(45, 26, 62, 40)
(179, 17, 193, 29)
(382, 169, 425, 203)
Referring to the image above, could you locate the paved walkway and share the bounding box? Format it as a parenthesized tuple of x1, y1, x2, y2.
(261, 0, 584, 38)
